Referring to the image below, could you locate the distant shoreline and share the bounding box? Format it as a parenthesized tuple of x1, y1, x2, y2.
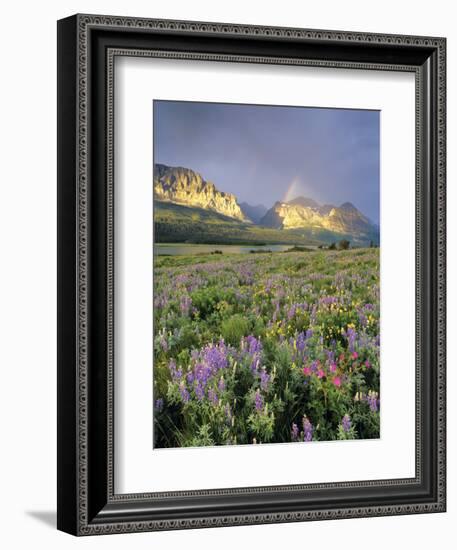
(154, 242, 378, 257)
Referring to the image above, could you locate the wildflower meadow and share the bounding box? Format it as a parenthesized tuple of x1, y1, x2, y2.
(153, 248, 380, 448)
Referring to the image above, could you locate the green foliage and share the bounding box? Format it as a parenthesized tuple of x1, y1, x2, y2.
(220, 315, 251, 346)
(248, 405, 275, 443)
(186, 424, 215, 447)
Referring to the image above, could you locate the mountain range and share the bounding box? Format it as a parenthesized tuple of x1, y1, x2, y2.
(260, 197, 375, 235)
(154, 163, 249, 222)
(154, 164, 379, 246)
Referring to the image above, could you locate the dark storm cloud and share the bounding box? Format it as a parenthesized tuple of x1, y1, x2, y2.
(153, 100, 380, 223)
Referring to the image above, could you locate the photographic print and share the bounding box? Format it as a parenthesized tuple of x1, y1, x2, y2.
(153, 100, 380, 449)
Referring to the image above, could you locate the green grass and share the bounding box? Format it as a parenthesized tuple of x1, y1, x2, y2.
(154, 201, 379, 246)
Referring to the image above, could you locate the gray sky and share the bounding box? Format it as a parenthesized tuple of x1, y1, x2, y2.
(153, 100, 380, 223)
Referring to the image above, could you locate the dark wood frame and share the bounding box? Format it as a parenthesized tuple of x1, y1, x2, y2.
(57, 13, 446, 536)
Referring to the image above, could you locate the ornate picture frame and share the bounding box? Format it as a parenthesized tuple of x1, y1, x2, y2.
(57, 14, 446, 535)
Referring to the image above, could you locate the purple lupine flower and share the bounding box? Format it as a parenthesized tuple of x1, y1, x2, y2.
(291, 422, 299, 441)
(342, 414, 351, 432)
(296, 332, 306, 353)
(194, 363, 210, 387)
(346, 327, 357, 353)
(208, 387, 218, 405)
(154, 292, 169, 309)
(179, 382, 190, 403)
(303, 416, 313, 442)
(174, 273, 189, 286)
(159, 333, 169, 352)
(179, 294, 192, 315)
(245, 335, 262, 354)
(320, 296, 338, 306)
(310, 360, 319, 373)
(202, 342, 228, 371)
(254, 390, 263, 412)
(358, 312, 368, 327)
(168, 358, 176, 376)
(194, 382, 205, 401)
(168, 359, 182, 381)
(250, 357, 260, 373)
(218, 377, 226, 392)
(287, 304, 296, 320)
(367, 392, 379, 412)
(242, 335, 263, 373)
(237, 265, 254, 285)
(155, 398, 164, 412)
(260, 368, 270, 391)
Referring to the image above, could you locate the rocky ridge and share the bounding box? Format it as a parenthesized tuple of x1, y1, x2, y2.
(154, 164, 249, 222)
(259, 198, 376, 236)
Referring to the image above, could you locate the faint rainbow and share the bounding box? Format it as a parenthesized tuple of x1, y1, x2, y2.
(282, 177, 302, 203)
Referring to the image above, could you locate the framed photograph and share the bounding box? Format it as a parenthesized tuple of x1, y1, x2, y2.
(57, 14, 446, 535)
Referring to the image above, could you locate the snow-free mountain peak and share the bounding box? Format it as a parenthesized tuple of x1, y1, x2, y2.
(259, 196, 377, 238)
(154, 164, 249, 222)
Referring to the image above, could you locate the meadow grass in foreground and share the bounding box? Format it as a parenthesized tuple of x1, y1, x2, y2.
(153, 248, 380, 448)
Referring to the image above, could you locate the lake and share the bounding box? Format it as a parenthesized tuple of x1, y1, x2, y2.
(154, 243, 299, 256)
